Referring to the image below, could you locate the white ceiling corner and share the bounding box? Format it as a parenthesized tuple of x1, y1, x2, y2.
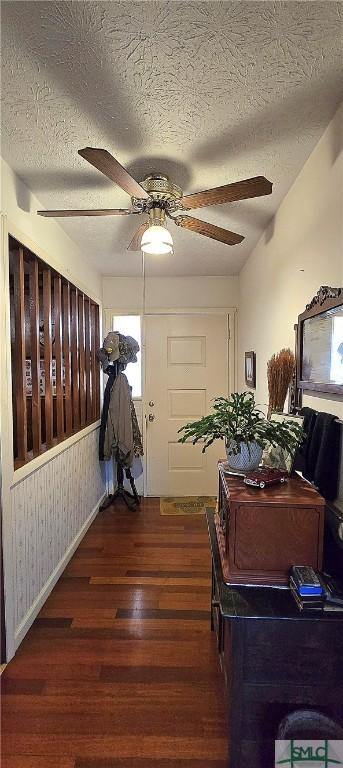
(1, 1, 343, 277)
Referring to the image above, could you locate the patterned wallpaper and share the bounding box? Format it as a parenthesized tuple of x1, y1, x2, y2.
(10, 427, 105, 635)
(1, 2, 342, 277)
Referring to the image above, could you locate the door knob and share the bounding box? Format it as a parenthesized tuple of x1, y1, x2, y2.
(149, 400, 154, 407)
(148, 413, 155, 422)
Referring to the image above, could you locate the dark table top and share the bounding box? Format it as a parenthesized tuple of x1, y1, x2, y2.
(206, 510, 343, 623)
(218, 461, 325, 506)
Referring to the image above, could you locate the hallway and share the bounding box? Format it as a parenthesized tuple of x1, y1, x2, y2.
(1, 499, 227, 767)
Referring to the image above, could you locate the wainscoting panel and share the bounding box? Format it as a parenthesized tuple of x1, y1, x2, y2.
(10, 427, 105, 642)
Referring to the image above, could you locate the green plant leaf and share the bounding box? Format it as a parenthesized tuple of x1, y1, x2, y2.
(178, 391, 305, 459)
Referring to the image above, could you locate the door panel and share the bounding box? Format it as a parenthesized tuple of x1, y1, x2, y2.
(145, 314, 229, 496)
(167, 335, 206, 365)
(168, 441, 206, 471)
(168, 389, 206, 419)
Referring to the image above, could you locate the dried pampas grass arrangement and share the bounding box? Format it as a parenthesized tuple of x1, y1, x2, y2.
(267, 348, 296, 418)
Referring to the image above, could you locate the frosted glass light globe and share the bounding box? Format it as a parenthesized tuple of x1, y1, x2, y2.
(141, 225, 173, 255)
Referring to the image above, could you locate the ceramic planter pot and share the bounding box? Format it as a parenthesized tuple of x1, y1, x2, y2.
(226, 440, 263, 472)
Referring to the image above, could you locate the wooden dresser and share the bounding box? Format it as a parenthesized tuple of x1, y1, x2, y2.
(218, 462, 325, 585)
(207, 510, 343, 768)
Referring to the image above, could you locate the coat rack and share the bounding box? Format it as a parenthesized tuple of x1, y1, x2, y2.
(98, 358, 142, 511)
(100, 460, 140, 511)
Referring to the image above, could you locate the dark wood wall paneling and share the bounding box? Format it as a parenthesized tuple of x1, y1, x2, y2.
(54, 276, 64, 440)
(94, 304, 100, 418)
(78, 292, 86, 428)
(43, 269, 53, 449)
(12, 246, 28, 463)
(8, 236, 101, 469)
(84, 298, 92, 424)
(90, 302, 100, 422)
(71, 288, 80, 433)
(29, 259, 41, 454)
(62, 282, 73, 437)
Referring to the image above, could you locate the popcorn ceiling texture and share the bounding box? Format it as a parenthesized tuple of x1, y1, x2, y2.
(1, 1, 343, 276)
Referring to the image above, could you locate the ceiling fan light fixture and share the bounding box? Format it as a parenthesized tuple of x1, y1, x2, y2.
(141, 224, 173, 255)
(40, 148, 272, 251)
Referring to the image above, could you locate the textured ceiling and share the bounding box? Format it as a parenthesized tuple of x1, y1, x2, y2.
(1, 1, 343, 277)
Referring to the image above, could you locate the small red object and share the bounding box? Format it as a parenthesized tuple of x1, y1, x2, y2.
(244, 466, 288, 489)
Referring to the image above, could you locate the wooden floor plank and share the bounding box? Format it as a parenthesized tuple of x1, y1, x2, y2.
(71, 617, 209, 630)
(75, 762, 227, 768)
(99, 665, 222, 683)
(2, 758, 75, 768)
(15, 638, 215, 666)
(2, 734, 228, 760)
(2, 709, 213, 737)
(90, 576, 211, 587)
(28, 625, 212, 641)
(42, 679, 224, 700)
(2, 663, 102, 681)
(1, 499, 227, 765)
(115, 608, 210, 621)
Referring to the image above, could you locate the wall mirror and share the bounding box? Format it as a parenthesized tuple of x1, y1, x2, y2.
(296, 287, 343, 396)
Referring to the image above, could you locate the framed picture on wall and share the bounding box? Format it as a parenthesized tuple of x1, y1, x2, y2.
(245, 351, 256, 388)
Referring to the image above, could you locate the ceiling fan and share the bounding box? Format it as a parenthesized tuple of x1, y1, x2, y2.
(38, 147, 273, 255)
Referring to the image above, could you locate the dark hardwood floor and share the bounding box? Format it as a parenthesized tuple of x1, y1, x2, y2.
(1, 497, 227, 767)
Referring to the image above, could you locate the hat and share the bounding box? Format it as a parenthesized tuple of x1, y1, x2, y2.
(103, 332, 120, 362)
(96, 347, 110, 371)
(117, 333, 140, 365)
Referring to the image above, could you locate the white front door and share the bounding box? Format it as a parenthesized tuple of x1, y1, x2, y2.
(145, 313, 229, 496)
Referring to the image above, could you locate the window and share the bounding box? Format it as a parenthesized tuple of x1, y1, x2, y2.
(112, 315, 142, 398)
(9, 236, 100, 468)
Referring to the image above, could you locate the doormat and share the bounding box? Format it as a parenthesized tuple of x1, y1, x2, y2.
(160, 496, 217, 516)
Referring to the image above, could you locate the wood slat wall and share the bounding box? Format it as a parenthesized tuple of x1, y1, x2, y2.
(84, 298, 92, 424)
(54, 276, 64, 440)
(78, 292, 86, 428)
(71, 289, 80, 433)
(29, 259, 41, 455)
(94, 303, 100, 418)
(43, 269, 53, 449)
(12, 247, 28, 463)
(90, 304, 98, 422)
(8, 236, 101, 468)
(62, 282, 73, 437)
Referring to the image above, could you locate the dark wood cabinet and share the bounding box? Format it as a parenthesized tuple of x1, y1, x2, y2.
(218, 463, 325, 585)
(207, 510, 343, 768)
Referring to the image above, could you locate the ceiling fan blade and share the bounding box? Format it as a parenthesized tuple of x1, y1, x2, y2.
(174, 215, 244, 246)
(37, 208, 137, 217)
(78, 147, 150, 200)
(127, 221, 150, 251)
(179, 176, 272, 210)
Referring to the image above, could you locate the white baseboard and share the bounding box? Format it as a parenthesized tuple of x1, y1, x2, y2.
(14, 492, 106, 650)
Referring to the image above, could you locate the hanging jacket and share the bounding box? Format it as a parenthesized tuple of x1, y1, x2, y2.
(102, 372, 134, 466)
(304, 412, 340, 501)
(99, 365, 117, 460)
(293, 406, 317, 473)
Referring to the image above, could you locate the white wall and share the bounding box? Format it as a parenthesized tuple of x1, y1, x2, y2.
(1, 159, 106, 659)
(11, 427, 104, 649)
(238, 102, 343, 506)
(102, 275, 238, 313)
(1, 159, 102, 299)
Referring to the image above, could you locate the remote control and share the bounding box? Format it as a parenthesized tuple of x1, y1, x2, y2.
(291, 566, 322, 587)
(290, 566, 323, 596)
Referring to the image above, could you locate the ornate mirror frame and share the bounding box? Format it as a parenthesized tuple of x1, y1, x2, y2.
(296, 286, 343, 396)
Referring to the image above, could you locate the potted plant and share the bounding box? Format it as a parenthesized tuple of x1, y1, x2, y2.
(178, 391, 304, 472)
